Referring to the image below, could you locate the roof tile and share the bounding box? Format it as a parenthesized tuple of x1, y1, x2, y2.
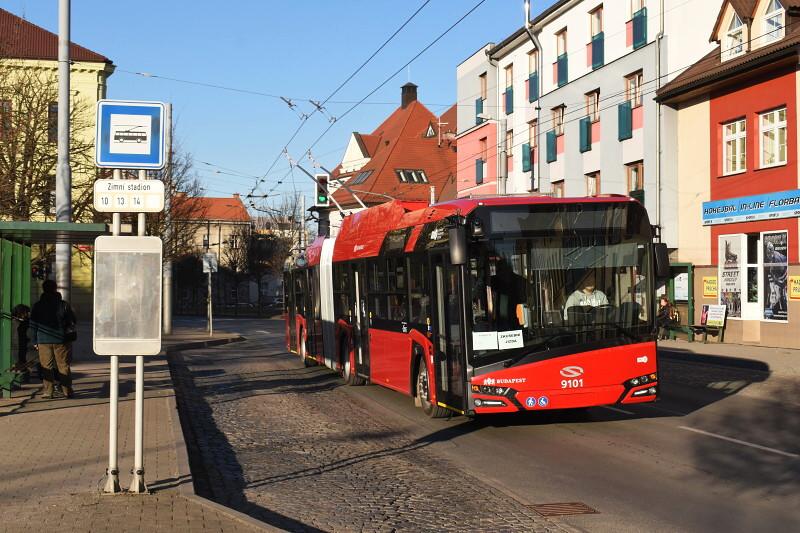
(0, 8, 110, 63)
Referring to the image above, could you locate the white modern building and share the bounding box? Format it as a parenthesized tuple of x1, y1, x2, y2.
(456, 0, 720, 250)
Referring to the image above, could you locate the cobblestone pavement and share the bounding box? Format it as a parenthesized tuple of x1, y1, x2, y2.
(171, 327, 566, 533)
(1, 493, 263, 533)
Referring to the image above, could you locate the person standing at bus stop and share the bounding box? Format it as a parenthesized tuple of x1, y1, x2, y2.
(30, 280, 76, 399)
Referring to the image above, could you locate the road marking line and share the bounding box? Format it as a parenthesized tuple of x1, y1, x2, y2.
(600, 406, 635, 415)
(640, 404, 687, 416)
(255, 330, 273, 334)
(678, 426, 799, 458)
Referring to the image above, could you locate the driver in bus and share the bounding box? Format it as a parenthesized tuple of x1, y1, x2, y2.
(564, 271, 609, 320)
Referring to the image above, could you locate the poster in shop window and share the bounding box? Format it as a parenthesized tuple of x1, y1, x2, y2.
(718, 236, 741, 318)
(763, 231, 788, 321)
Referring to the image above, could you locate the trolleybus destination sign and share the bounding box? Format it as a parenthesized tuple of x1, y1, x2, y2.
(95, 100, 166, 169)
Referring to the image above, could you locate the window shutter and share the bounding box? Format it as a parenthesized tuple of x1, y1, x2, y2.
(630, 189, 645, 204)
(475, 98, 484, 125)
(476, 158, 484, 184)
(528, 72, 539, 102)
(505, 87, 514, 115)
(633, 7, 647, 49)
(579, 116, 592, 153)
(522, 143, 531, 171)
(546, 131, 558, 163)
(591, 32, 604, 69)
(557, 54, 568, 87)
(618, 101, 633, 141)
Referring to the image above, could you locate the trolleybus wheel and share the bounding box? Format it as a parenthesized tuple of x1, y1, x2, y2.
(416, 360, 448, 418)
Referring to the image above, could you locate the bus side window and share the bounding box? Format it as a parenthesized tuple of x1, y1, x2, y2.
(409, 257, 430, 324)
(368, 259, 386, 319)
(387, 257, 407, 321)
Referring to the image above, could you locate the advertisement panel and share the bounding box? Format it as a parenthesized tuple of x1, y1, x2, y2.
(718, 235, 741, 318)
(703, 277, 718, 298)
(762, 231, 788, 321)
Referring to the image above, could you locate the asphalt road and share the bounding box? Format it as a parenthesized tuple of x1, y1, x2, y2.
(174, 316, 800, 532)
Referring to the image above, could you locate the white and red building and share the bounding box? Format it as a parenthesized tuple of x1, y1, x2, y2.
(658, 0, 800, 347)
(456, 0, 719, 252)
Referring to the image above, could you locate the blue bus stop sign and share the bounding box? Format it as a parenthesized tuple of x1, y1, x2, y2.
(95, 100, 166, 169)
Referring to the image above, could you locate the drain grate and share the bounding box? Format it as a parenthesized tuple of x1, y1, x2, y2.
(531, 502, 598, 517)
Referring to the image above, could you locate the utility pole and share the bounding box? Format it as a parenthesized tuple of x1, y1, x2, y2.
(498, 118, 508, 196)
(300, 194, 306, 252)
(162, 104, 173, 335)
(55, 0, 72, 301)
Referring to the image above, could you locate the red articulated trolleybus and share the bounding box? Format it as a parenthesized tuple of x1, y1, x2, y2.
(284, 196, 670, 417)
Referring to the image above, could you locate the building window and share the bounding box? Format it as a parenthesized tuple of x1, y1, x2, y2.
(0, 100, 10, 139)
(477, 137, 487, 184)
(552, 106, 565, 136)
(45, 175, 56, 216)
(505, 64, 514, 88)
(396, 169, 428, 184)
(504, 64, 514, 115)
(552, 180, 565, 198)
(630, 0, 645, 15)
(585, 89, 600, 122)
(556, 29, 567, 56)
(586, 172, 600, 196)
(528, 50, 538, 74)
(627, 160, 644, 192)
(726, 14, 745, 59)
(352, 169, 373, 185)
(556, 29, 569, 87)
(480, 72, 487, 101)
(764, 0, 785, 43)
(723, 118, 747, 175)
(590, 5, 603, 36)
(48, 103, 58, 144)
(626, 71, 643, 107)
(529, 120, 538, 149)
(760, 107, 787, 168)
(506, 130, 513, 170)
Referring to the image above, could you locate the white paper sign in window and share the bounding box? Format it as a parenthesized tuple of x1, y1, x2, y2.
(498, 330, 524, 350)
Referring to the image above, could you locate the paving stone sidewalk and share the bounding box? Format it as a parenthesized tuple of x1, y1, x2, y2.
(171, 326, 567, 533)
(0, 324, 268, 532)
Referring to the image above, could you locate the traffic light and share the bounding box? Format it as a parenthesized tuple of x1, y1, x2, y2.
(315, 174, 330, 207)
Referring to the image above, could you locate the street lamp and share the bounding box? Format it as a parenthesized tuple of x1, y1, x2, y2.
(476, 113, 508, 196)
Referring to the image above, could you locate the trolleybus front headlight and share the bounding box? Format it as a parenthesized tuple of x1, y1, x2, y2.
(627, 373, 657, 387)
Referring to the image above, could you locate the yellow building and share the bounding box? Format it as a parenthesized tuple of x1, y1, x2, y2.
(0, 8, 114, 316)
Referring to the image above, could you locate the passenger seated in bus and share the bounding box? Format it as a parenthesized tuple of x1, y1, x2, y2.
(564, 271, 608, 320)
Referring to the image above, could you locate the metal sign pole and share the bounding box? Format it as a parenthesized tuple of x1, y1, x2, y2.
(208, 270, 213, 337)
(129, 169, 148, 494)
(104, 168, 122, 494)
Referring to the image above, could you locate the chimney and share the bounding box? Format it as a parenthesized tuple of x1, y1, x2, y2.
(232, 193, 240, 198)
(401, 82, 418, 109)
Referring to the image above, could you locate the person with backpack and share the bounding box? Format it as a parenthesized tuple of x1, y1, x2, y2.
(30, 280, 77, 399)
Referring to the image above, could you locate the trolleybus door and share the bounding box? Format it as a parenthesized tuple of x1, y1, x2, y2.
(353, 263, 371, 378)
(432, 255, 467, 412)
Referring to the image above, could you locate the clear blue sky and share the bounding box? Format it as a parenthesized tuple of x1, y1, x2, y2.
(2, 0, 556, 207)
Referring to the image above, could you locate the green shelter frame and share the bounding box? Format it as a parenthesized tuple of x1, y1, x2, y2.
(0, 222, 107, 398)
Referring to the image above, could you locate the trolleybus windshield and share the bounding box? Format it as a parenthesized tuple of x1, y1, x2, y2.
(467, 203, 654, 366)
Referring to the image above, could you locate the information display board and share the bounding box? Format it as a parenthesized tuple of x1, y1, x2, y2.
(93, 236, 162, 356)
(93, 179, 165, 213)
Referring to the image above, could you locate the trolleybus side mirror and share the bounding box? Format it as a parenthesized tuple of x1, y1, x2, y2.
(449, 226, 467, 265)
(654, 243, 670, 278)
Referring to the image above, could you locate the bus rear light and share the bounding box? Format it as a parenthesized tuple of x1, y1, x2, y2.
(632, 386, 657, 397)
